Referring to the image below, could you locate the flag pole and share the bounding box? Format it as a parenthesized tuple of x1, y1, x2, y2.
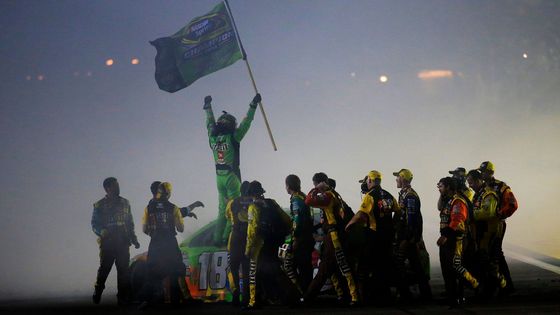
(224, 0, 278, 151)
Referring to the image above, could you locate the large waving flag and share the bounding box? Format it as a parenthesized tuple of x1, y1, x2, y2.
(150, 2, 243, 93)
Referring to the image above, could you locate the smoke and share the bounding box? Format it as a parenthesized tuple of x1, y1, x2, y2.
(1, 0, 559, 300)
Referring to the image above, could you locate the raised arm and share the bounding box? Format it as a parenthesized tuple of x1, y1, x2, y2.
(173, 206, 185, 233)
(305, 188, 332, 208)
(234, 93, 260, 142)
(203, 95, 216, 137)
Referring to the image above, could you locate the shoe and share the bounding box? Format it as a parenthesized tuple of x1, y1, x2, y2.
(447, 298, 461, 309)
(137, 301, 149, 310)
(183, 298, 203, 305)
(232, 292, 240, 307)
(117, 298, 129, 306)
(92, 289, 102, 304)
(241, 304, 261, 311)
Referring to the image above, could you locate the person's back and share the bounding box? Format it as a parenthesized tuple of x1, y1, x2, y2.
(228, 196, 252, 252)
(140, 182, 185, 307)
(244, 181, 298, 309)
(305, 173, 358, 305)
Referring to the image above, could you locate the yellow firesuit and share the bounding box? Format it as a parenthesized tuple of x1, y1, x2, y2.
(473, 187, 506, 289)
(245, 200, 292, 307)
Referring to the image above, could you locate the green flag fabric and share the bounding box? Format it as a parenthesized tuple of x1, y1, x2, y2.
(151, 2, 243, 93)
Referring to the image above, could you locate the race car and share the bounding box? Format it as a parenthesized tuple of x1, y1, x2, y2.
(130, 210, 323, 303)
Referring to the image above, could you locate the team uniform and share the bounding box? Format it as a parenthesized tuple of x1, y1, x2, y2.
(304, 188, 358, 304)
(395, 187, 431, 299)
(357, 187, 398, 300)
(225, 196, 252, 306)
(473, 186, 507, 296)
(283, 191, 315, 293)
(91, 196, 138, 302)
(486, 178, 516, 293)
(245, 198, 297, 308)
(205, 101, 257, 244)
(140, 199, 186, 304)
(439, 194, 479, 304)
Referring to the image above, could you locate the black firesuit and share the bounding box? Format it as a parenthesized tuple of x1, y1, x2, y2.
(226, 195, 252, 306)
(357, 187, 398, 301)
(91, 196, 139, 301)
(140, 197, 185, 304)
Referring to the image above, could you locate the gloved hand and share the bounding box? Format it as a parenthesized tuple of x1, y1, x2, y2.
(188, 201, 205, 209)
(250, 93, 261, 107)
(203, 95, 212, 109)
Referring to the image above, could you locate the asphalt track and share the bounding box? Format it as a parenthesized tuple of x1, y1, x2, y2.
(2, 256, 559, 315)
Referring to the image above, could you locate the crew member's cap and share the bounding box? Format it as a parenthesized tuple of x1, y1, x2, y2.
(393, 169, 413, 181)
(448, 167, 466, 176)
(247, 180, 266, 196)
(478, 161, 495, 173)
(359, 170, 382, 183)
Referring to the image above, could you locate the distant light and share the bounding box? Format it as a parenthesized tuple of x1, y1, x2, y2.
(86, 71, 92, 77)
(418, 70, 454, 80)
(131, 58, 140, 65)
(73, 71, 80, 77)
(26, 75, 32, 81)
(379, 75, 388, 83)
(523, 53, 528, 59)
(350, 72, 356, 77)
(105, 59, 114, 66)
(37, 74, 45, 81)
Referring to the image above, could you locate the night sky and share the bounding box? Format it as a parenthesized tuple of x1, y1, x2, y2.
(0, 0, 559, 298)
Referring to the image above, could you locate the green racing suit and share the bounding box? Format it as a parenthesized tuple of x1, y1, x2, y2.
(205, 100, 257, 244)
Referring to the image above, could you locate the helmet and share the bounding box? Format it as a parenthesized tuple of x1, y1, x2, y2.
(216, 111, 237, 132)
(478, 161, 495, 173)
(247, 181, 265, 196)
(157, 182, 172, 199)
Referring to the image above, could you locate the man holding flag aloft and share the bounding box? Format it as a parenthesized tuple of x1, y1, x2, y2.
(151, 1, 274, 243)
(204, 93, 260, 245)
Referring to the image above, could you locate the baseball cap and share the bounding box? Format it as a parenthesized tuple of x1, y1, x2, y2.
(448, 167, 466, 176)
(359, 170, 382, 183)
(393, 169, 413, 181)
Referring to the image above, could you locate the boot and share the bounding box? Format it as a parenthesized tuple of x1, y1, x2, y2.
(92, 285, 103, 304)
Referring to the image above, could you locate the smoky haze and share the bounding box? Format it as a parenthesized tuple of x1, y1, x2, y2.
(0, 0, 559, 299)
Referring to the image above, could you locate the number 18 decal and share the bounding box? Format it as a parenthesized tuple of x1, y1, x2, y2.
(198, 251, 229, 290)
